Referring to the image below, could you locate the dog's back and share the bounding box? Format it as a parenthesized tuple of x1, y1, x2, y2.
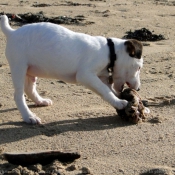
(0, 15, 108, 83)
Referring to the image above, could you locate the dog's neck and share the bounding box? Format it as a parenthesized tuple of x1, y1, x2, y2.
(107, 38, 117, 84)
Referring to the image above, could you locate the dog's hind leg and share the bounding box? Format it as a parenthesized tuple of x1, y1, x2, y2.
(25, 75, 52, 106)
(10, 64, 41, 124)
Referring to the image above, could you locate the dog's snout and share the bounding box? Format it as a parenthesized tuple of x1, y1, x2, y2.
(137, 88, 140, 91)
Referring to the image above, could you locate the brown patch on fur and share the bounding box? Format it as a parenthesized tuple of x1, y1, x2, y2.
(124, 39, 143, 59)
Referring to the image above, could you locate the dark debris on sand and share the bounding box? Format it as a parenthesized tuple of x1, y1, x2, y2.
(59, 1, 96, 7)
(0, 11, 94, 26)
(123, 28, 165, 41)
(32, 1, 95, 7)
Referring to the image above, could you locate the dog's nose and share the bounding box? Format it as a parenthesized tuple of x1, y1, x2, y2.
(137, 88, 140, 91)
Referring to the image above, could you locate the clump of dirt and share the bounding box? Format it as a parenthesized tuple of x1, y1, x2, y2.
(123, 28, 165, 41)
(140, 168, 172, 175)
(0, 160, 92, 175)
(0, 12, 94, 26)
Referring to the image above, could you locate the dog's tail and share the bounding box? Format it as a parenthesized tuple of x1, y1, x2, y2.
(0, 15, 14, 37)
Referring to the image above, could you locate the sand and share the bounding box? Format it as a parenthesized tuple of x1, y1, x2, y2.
(0, 0, 175, 174)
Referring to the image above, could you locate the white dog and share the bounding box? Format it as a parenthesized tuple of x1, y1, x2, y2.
(1, 15, 144, 124)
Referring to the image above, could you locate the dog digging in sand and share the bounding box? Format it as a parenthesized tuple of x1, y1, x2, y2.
(0, 15, 148, 124)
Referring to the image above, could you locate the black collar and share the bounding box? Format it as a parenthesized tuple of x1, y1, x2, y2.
(107, 38, 117, 84)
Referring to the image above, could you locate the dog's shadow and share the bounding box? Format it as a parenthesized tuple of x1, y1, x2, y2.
(0, 110, 132, 144)
(0, 104, 47, 114)
(2, 96, 173, 144)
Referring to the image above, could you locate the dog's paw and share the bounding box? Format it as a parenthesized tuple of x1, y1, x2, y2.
(24, 113, 41, 124)
(116, 99, 128, 110)
(35, 98, 53, 106)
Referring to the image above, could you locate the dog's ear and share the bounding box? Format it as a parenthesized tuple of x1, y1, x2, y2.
(124, 39, 142, 59)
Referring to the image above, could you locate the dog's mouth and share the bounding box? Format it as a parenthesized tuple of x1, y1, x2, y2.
(125, 82, 140, 91)
(119, 82, 130, 92)
(119, 84, 124, 92)
(126, 82, 130, 87)
(118, 83, 131, 93)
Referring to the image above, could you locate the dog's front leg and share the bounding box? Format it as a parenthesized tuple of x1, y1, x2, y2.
(76, 71, 128, 110)
(99, 76, 120, 97)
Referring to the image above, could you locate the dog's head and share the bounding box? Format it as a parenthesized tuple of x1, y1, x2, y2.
(113, 39, 143, 93)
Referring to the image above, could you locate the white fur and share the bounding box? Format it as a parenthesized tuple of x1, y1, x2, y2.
(0, 15, 143, 124)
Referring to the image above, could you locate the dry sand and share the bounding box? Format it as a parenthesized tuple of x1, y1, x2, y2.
(1, 0, 175, 174)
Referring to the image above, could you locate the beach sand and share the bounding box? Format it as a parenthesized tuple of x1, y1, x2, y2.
(0, 0, 175, 174)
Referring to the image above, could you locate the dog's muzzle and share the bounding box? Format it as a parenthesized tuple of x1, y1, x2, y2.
(126, 82, 140, 91)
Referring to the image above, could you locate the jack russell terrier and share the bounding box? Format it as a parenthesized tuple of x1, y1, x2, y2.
(0, 15, 145, 124)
